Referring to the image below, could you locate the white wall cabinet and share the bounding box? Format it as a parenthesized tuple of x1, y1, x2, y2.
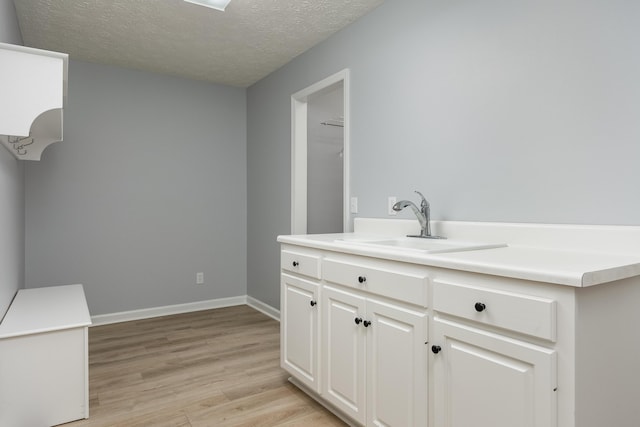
(0, 42, 68, 160)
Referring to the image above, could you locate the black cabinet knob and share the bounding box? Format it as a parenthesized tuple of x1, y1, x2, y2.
(363, 320, 371, 327)
(431, 345, 442, 354)
(354, 317, 363, 325)
(310, 300, 317, 307)
(358, 276, 367, 283)
(292, 261, 299, 267)
(474, 302, 486, 312)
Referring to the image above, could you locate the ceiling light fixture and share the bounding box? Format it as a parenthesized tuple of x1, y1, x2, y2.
(183, 0, 231, 12)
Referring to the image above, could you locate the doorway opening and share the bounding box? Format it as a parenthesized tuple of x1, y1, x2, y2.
(291, 69, 350, 235)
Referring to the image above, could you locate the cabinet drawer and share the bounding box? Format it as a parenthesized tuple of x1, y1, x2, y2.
(433, 280, 556, 341)
(281, 249, 321, 279)
(323, 256, 429, 307)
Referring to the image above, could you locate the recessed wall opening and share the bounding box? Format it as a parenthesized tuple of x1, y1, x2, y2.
(291, 69, 350, 235)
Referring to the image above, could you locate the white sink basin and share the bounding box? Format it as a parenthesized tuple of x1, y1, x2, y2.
(334, 237, 506, 254)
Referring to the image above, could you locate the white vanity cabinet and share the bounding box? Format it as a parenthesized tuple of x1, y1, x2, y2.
(280, 221, 640, 427)
(322, 285, 427, 426)
(280, 247, 322, 393)
(280, 246, 429, 427)
(321, 284, 367, 423)
(321, 254, 429, 427)
(431, 318, 556, 427)
(431, 278, 558, 427)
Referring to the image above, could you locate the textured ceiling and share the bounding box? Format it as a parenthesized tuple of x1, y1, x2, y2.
(13, 0, 384, 87)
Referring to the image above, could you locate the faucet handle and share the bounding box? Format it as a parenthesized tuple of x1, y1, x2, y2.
(414, 190, 429, 209)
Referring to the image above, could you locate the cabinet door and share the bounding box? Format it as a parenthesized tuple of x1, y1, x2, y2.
(281, 273, 320, 392)
(322, 285, 367, 425)
(432, 318, 557, 427)
(366, 299, 428, 427)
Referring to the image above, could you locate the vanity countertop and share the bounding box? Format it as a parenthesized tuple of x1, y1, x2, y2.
(278, 220, 640, 287)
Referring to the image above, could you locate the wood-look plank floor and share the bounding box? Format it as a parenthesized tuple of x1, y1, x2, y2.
(64, 305, 345, 427)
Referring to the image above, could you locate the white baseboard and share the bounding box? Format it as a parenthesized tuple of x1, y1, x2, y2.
(91, 295, 278, 326)
(246, 296, 280, 321)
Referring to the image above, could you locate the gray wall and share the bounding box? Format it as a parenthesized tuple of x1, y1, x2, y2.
(25, 60, 247, 316)
(0, 0, 24, 320)
(0, 0, 23, 45)
(247, 0, 640, 309)
(0, 144, 24, 321)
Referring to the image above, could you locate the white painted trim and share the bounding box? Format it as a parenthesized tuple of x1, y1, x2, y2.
(291, 69, 351, 235)
(246, 296, 280, 321)
(342, 70, 351, 232)
(291, 96, 308, 234)
(293, 69, 349, 99)
(90, 296, 247, 326)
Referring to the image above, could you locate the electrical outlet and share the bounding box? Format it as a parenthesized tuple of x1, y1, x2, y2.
(350, 197, 358, 214)
(388, 196, 397, 215)
(196, 272, 204, 285)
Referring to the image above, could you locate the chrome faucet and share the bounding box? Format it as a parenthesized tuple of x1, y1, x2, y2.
(392, 191, 445, 239)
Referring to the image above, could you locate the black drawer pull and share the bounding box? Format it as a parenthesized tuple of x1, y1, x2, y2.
(292, 261, 299, 267)
(474, 302, 486, 312)
(358, 276, 367, 284)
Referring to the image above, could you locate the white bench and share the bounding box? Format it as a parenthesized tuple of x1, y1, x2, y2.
(0, 284, 91, 426)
